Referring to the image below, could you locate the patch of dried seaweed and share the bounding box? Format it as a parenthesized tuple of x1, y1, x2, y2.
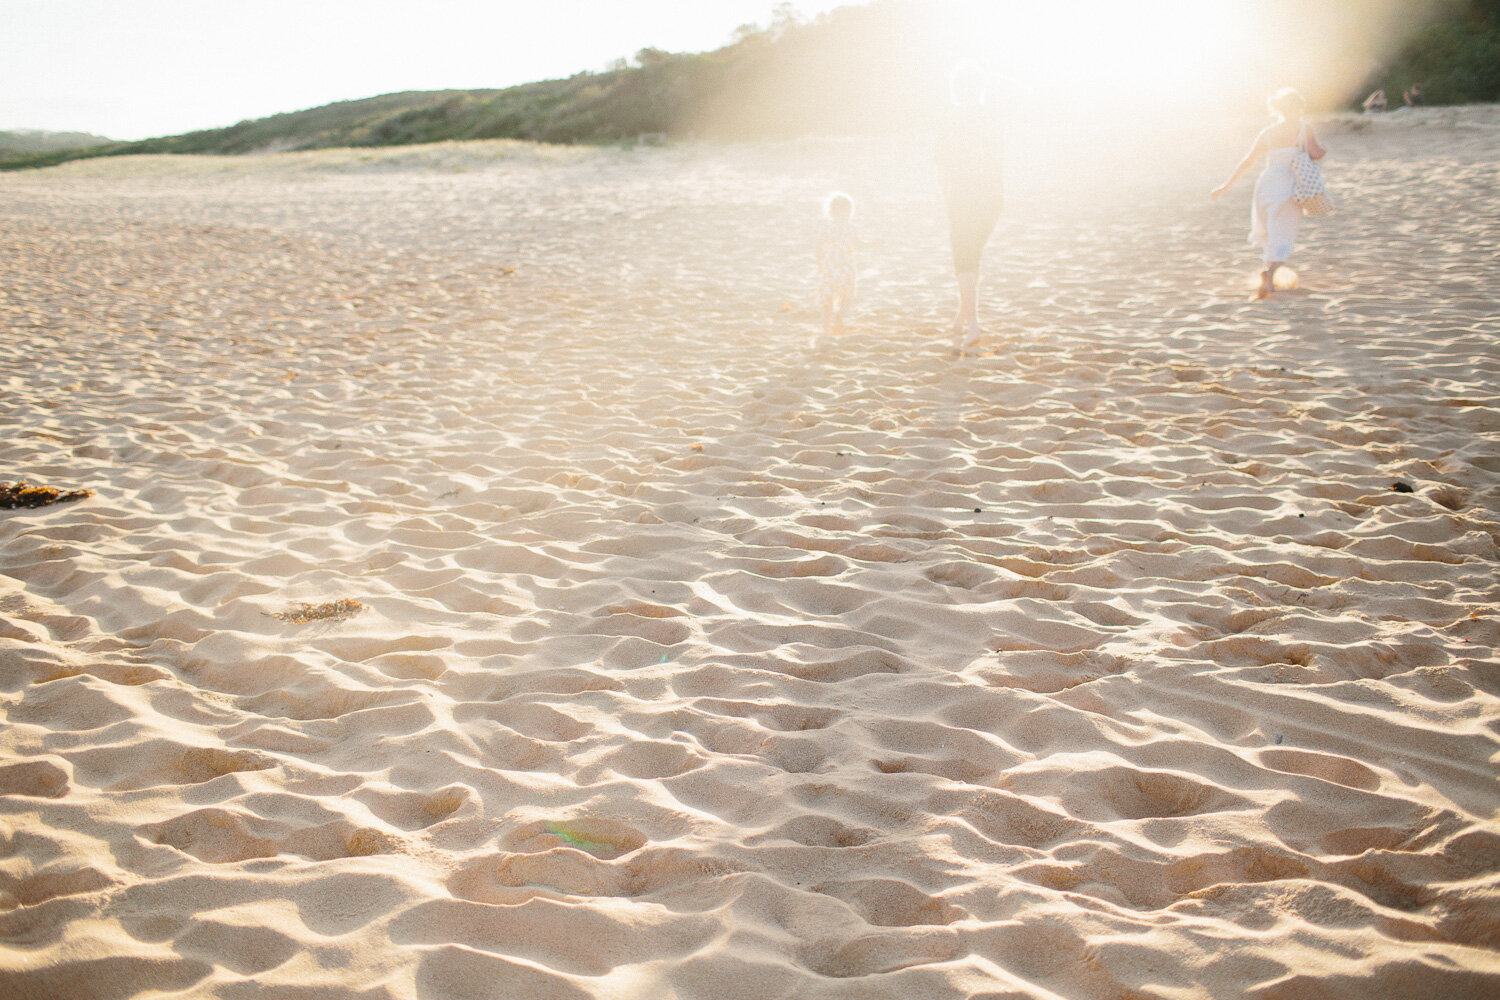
(0, 481, 95, 509)
(270, 599, 365, 624)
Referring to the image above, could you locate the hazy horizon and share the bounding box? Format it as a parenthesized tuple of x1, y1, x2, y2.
(4, 0, 1456, 146)
(1, 0, 852, 141)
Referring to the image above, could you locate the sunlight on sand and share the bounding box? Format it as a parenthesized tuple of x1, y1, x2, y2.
(1, 104, 1497, 1000)
(1244, 266, 1299, 291)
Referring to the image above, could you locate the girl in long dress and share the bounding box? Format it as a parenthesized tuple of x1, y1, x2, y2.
(1211, 88, 1327, 300)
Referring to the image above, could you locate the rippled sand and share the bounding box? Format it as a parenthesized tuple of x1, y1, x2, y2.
(2, 106, 1498, 999)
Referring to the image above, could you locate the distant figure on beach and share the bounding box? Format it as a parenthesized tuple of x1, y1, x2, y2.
(1363, 89, 1388, 113)
(1404, 82, 1425, 106)
(1211, 87, 1327, 300)
(935, 61, 1004, 351)
(815, 192, 858, 341)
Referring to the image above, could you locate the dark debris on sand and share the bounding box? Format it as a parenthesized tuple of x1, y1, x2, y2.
(0, 481, 95, 509)
(270, 599, 366, 624)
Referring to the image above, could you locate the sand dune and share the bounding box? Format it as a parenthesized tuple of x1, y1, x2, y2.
(1, 105, 1498, 999)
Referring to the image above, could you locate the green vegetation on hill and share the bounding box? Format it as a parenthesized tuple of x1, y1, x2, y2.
(0, 2, 939, 171)
(1355, 0, 1500, 106)
(4, 0, 1497, 172)
(0, 129, 112, 162)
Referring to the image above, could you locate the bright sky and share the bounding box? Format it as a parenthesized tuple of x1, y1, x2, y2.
(1, 0, 852, 140)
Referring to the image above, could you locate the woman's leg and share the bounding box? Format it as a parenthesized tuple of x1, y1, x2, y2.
(948, 196, 1001, 346)
(956, 271, 980, 345)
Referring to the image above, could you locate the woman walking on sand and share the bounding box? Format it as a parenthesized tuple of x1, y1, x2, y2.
(936, 61, 1005, 350)
(1211, 87, 1326, 300)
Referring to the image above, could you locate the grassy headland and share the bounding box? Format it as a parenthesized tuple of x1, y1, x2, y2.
(0, 3, 949, 171)
(0, 129, 112, 163)
(1353, 0, 1500, 106)
(3, 0, 1496, 172)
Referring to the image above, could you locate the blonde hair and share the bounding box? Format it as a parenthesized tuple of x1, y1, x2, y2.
(1267, 87, 1306, 120)
(949, 60, 988, 107)
(823, 191, 854, 221)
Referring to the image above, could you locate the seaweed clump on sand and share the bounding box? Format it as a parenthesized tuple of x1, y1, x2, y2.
(271, 599, 366, 624)
(0, 481, 95, 509)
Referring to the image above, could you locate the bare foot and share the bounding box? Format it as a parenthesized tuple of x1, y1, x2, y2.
(1254, 271, 1274, 300)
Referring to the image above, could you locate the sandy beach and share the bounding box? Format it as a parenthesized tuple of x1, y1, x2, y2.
(2, 104, 1498, 999)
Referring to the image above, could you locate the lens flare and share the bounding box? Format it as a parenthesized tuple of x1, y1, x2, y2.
(951, 0, 1252, 107)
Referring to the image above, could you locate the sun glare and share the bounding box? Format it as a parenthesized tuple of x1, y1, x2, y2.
(956, 0, 1254, 106)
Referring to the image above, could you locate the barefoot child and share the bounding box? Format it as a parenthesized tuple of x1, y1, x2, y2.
(1211, 87, 1327, 300)
(816, 193, 858, 340)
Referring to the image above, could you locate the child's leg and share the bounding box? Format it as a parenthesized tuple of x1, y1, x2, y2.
(1257, 204, 1300, 299)
(1257, 261, 1281, 299)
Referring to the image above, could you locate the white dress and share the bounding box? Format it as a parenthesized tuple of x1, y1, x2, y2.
(1250, 126, 1307, 265)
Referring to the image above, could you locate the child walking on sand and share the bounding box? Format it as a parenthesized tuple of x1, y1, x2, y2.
(1211, 87, 1327, 300)
(815, 192, 858, 342)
